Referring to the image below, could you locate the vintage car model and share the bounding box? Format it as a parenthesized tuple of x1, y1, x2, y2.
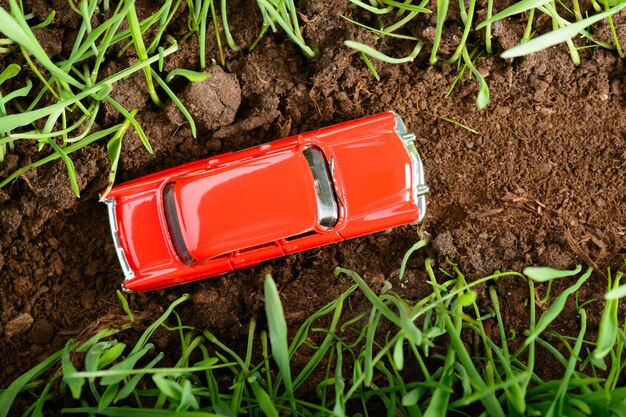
(102, 112, 428, 292)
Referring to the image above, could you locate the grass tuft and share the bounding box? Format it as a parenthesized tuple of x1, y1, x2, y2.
(253, 0, 317, 57)
(0, 0, 210, 194)
(344, 0, 625, 107)
(500, 2, 626, 59)
(1, 241, 623, 416)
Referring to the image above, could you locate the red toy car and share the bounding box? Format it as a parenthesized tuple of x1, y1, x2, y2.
(102, 112, 428, 292)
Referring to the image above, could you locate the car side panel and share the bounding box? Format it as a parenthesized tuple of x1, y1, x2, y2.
(230, 242, 284, 268)
(279, 230, 342, 254)
(107, 159, 208, 197)
(124, 256, 233, 292)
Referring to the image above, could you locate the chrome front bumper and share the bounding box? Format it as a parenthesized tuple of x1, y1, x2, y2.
(393, 113, 429, 222)
(101, 197, 135, 281)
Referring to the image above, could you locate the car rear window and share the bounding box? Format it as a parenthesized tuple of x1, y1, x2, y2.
(303, 147, 338, 228)
(163, 183, 195, 265)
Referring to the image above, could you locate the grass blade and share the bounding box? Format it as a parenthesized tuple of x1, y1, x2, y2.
(461, 46, 489, 109)
(334, 267, 401, 326)
(165, 69, 211, 83)
(0, 350, 62, 417)
(399, 239, 429, 280)
(151, 69, 198, 137)
(292, 287, 356, 390)
(593, 273, 622, 361)
(256, 0, 316, 57)
(345, 40, 423, 64)
(0, 63, 20, 84)
(126, 4, 163, 106)
(46, 139, 80, 197)
(605, 283, 626, 299)
(221, 0, 239, 50)
(476, 0, 553, 29)
(546, 309, 587, 417)
(263, 275, 295, 412)
(349, 0, 393, 14)
(249, 373, 279, 417)
(381, 0, 430, 13)
(0, 1, 82, 88)
(62, 340, 85, 399)
(430, 0, 449, 64)
(524, 267, 592, 348)
(524, 265, 582, 282)
(339, 14, 421, 40)
(501, 3, 626, 58)
(130, 294, 190, 356)
(104, 98, 153, 154)
(361, 52, 380, 81)
(102, 109, 136, 198)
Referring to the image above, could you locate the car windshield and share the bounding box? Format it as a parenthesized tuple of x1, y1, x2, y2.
(163, 183, 195, 265)
(302, 146, 338, 228)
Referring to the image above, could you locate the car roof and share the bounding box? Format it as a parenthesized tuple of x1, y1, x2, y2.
(171, 149, 319, 261)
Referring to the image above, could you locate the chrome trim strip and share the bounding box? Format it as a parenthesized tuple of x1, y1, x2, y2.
(101, 197, 136, 284)
(391, 112, 429, 222)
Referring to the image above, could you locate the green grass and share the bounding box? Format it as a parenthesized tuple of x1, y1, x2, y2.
(0, 0, 325, 194)
(3, 0, 622, 196)
(186, 0, 226, 67)
(344, 0, 626, 108)
(1, 240, 624, 416)
(0, 0, 206, 196)
(250, 0, 317, 57)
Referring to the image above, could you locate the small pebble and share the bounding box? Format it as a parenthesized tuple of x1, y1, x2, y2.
(13, 276, 33, 297)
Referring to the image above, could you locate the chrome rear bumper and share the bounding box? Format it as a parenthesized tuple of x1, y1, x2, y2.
(393, 113, 429, 222)
(101, 197, 135, 282)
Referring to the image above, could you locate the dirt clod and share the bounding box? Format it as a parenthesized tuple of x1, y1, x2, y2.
(28, 319, 54, 345)
(167, 66, 241, 131)
(432, 231, 458, 259)
(4, 313, 34, 340)
(12, 276, 33, 298)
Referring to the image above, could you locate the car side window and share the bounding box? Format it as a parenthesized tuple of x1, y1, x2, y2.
(163, 183, 196, 265)
(302, 147, 339, 229)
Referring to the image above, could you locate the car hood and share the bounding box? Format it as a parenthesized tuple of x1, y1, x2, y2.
(171, 149, 319, 261)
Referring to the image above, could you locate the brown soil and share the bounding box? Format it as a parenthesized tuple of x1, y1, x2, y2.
(1, 0, 626, 393)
